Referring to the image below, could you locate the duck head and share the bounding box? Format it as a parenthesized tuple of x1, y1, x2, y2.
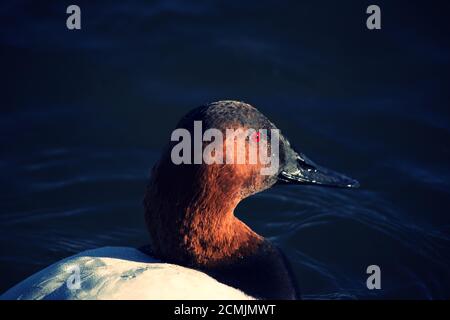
(144, 101, 358, 267)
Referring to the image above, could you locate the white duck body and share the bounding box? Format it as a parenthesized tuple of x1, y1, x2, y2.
(0, 247, 254, 300)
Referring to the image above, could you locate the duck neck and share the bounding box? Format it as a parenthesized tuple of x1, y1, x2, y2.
(144, 164, 264, 267)
(180, 199, 264, 267)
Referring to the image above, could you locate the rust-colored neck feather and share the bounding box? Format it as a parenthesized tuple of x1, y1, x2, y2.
(143, 155, 264, 268)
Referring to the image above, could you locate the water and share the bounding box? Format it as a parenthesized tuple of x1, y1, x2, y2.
(1, 0, 450, 299)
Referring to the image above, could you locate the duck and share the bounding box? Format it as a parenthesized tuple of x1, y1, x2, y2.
(0, 100, 359, 300)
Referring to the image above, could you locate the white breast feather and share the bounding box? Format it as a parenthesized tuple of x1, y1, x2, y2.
(0, 247, 255, 300)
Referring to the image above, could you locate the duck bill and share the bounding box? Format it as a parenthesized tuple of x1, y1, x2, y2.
(278, 153, 360, 188)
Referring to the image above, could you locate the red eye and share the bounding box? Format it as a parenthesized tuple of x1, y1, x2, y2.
(254, 132, 260, 142)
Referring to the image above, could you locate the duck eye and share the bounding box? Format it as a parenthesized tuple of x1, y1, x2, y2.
(248, 132, 261, 142)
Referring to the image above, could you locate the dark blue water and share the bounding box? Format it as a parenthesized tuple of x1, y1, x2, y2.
(1, 0, 450, 299)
